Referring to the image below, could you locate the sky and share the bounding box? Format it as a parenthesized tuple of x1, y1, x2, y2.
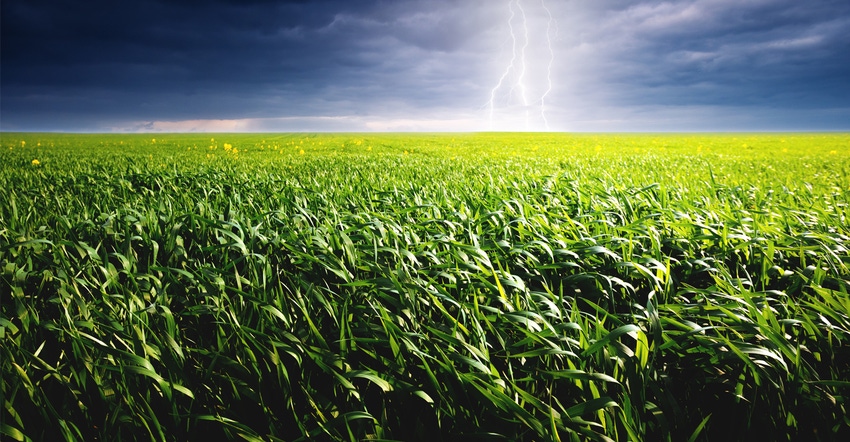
(2, 0, 849, 132)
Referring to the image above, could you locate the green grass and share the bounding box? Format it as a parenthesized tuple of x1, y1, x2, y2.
(2, 132, 849, 441)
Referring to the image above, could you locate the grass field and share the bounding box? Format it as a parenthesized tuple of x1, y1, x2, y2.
(2, 132, 849, 441)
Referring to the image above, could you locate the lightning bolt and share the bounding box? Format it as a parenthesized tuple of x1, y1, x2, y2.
(486, 0, 557, 131)
(488, 0, 519, 130)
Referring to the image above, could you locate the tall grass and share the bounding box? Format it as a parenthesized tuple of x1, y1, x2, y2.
(2, 133, 849, 440)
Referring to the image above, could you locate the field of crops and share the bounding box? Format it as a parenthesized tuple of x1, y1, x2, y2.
(2, 132, 849, 441)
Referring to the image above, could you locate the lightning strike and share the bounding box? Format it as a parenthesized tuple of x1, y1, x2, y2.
(486, 0, 557, 131)
(488, 1, 519, 129)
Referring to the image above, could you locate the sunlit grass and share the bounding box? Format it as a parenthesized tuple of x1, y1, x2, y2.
(2, 132, 849, 441)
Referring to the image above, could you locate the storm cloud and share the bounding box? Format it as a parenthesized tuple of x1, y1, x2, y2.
(2, 0, 848, 131)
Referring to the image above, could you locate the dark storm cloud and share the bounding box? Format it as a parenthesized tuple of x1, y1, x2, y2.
(566, 0, 850, 110)
(1, 0, 848, 131)
(1, 0, 492, 130)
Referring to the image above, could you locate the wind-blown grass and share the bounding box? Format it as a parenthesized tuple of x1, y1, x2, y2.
(2, 133, 849, 441)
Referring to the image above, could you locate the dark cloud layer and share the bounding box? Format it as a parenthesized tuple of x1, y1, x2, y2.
(589, 0, 850, 108)
(2, 0, 848, 131)
(2, 0, 489, 128)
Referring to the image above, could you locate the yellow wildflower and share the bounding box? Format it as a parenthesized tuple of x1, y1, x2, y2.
(31, 159, 40, 166)
(299, 149, 305, 155)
